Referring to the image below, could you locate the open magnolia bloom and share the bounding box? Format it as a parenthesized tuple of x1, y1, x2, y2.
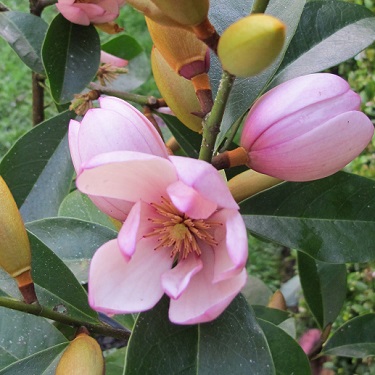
(56, 0, 124, 26)
(69, 96, 168, 221)
(76, 152, 248, 324)
(241, 73, 374, 181)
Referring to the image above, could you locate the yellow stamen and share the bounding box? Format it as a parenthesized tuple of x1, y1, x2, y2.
(144, 197, 221, 259)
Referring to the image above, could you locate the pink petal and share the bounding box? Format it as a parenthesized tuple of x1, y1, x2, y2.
(99, 96, 169, 158)
(162, 255, 203, 299)
(89, 239, 173, 314)
(68, 119, 82, 173)
(117, 200, 155, 259)
(77, 151, 177, 204)
(169, 156, 239, 211)
(241, 73, 354, 150)
(77, 107, 165, 165)
(249, 111, 374, 181)
(73, 3, 106, 19)
(167, 180, 217, 220)
(56, 4, 91, 25)
(168, 247, 247, 325)
(89, 0, 120, 23)
(210, 209, 248, 283)
(100, 51, 128, 67)
(89, 195, 133, 221)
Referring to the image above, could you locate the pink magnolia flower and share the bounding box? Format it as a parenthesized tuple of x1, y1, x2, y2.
(241, 73, 374, 181)
(76, 152, 248, 324)
(56, 0, 124, 26)
(69, 96, 168, 220)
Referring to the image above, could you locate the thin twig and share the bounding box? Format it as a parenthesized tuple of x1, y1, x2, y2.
(0, 297, 131, 342)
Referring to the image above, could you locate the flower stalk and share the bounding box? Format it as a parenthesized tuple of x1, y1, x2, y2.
(89, 82, 166, 109)
(198, 70, 236, 162)
(0, 297, 130, 341)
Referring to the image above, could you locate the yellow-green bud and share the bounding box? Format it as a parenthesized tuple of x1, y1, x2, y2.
(150, 0, 209, 26)
(151, 47, 203, 133)
(0, 176, 31, 278)
(227, 169, 282, 203)
(218, 14, 286, 77)
(127, 0, 187, 29)
(55, 332, 104, 375)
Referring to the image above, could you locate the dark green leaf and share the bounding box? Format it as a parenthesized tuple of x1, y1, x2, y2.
(105, 347, 127, 375)
(158, 113, 202, 159)
(272, 0, 375, 86)
(252, 305, 290, 326)
(0, 11, 47, 74)
(26, 217, 117, 283)
(125, 294, 275, 374)
(0, 307, 68, 372)
(102, 34, 143, 60)
(0, 343, 67, 375)
(241, 172, 375, 263)
(258, 319, 311, 375)
(59, 190, 118, 230)
(0, 234, 98, 323)
(298, 252, 347, 329)
(42, 14, 100, 104)
(0, 110, 75, 222)
(209, 0, 306, 147)
(323, 314, 375, 358)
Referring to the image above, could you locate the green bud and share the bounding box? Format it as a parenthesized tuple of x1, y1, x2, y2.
(218, 14, 286, 77)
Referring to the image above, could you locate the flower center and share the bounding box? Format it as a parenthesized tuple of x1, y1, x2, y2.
(144, 197, 221, 259)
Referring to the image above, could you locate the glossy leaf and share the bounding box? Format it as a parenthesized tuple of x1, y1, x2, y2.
(0, 344, 66, 375)
(125, 295, 275, 374)
(323, 314, 375, 358)
(0, 307, 68, 372)
(241, 172, 375, 263)
(105, 347, 127, 375)
(258, 320, 311, 375)
(0, 11, 48, 74)
(252, 305, 290, 326)
(298, 252, 347, 329)
(102, 34, 143, 60)
(157, 112, 201, 159)
(0, 233, 98, 323)
(209, 0, 306, 147)
(0, 110, 75, 222)
(272, 0, 375, 86)
(26, 217, 117, 282)
(42, 14, 100, 104)
(59, 190, 117, 230)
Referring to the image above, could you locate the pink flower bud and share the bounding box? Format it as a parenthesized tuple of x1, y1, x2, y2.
(241, 73, 374, 181)
(56, 0, 124, 26)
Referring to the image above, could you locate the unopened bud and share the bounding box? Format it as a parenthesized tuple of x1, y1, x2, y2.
(146, 17, 208, 79)
(218, 14, 286, 77)
(0, 176, 36, 303)
(55, 331, 104, 375)
(127, 0, 187, 28)
(227, 169, 282, 203)
(150, 0, 209, 26)
(151, 47, 203, 132)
